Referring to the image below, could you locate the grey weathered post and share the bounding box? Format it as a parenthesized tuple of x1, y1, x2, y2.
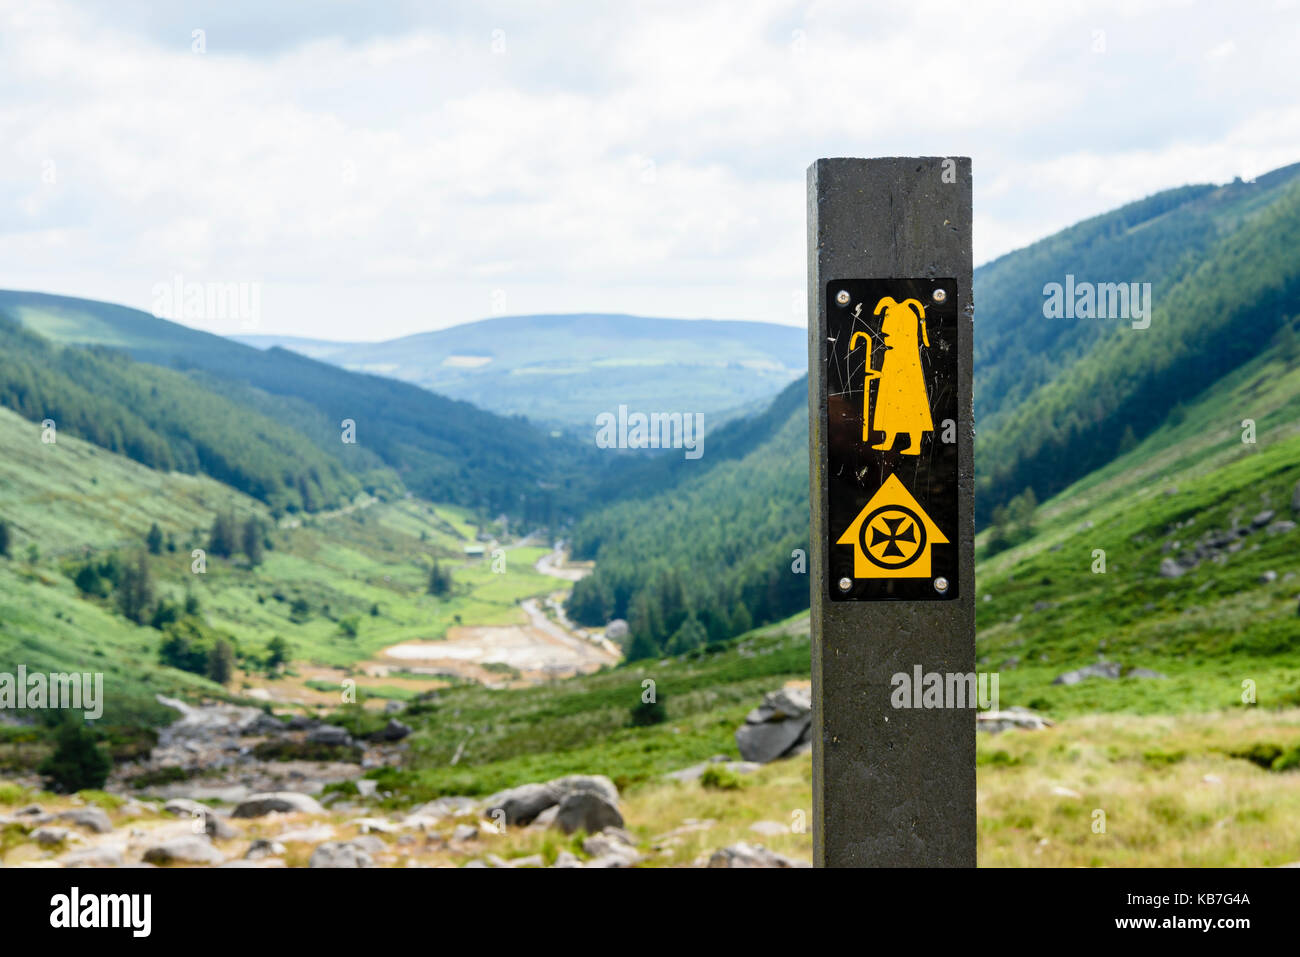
(807, 157, 975, 867)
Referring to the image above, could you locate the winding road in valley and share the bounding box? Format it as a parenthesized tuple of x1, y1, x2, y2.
(372, 543, 618, 685)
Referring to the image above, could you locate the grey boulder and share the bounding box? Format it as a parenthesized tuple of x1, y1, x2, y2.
(204, 813, 239, 839)
(245, 838, 286, 860)
(553, 793, 624, 835)
(142, 835, 225, 865)
(31, 826, 70, 847)
(1126, 667, 1167, 680)
(57, 807, 113, 834)
(242, 712, 286, 735)
(736, 685, 813, 763)
(309, 840, 375, 868)
(1052, 662, 1122, 686)
(231, 791, 325, 818)
(307, 724, 353, 747)
(371, 719, 411, 742)
(61, 844, 126, 867)
(163, 798, 209, 818)
(1158, 558, 1185, 578)
(485, 774, 619, 827)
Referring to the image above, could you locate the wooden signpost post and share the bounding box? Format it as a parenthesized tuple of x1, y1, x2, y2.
(807, 157, 976, 866)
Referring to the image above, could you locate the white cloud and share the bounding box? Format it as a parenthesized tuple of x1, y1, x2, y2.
(1, 0, 1298, 338)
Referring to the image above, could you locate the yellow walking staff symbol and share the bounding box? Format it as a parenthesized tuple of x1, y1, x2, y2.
(848, 296, 933, 455)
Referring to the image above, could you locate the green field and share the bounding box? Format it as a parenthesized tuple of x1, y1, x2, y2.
(0, 405, 561, 723)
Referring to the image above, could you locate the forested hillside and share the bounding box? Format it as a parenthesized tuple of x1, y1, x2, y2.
(566, 378, 809, 657)
(0, 291, 599, 521)
(974, 162, 1300, 522)
(0, 317, 359, 514)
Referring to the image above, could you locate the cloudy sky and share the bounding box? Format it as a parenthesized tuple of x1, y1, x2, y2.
(2, 0, 1299, 339)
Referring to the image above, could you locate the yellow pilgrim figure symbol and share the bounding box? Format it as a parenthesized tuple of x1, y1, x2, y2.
(848, 296, 933, 455)
(836, 473, 948, 579)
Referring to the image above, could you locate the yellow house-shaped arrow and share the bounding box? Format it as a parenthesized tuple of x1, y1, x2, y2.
(836, 472, 949, 579)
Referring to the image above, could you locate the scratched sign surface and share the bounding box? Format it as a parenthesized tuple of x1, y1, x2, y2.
(825, 278, 959, 601)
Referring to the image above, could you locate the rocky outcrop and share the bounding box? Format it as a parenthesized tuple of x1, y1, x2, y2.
(1158, 513, 1296, 577)
(484, 774, 619, 826)
(735, 684, 812, 763)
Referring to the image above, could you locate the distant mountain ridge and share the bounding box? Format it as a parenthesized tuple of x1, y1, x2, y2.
(235, 313, 806, 429)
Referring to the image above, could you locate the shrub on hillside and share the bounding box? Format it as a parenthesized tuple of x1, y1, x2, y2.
(628, 694, 667, 727)
(699, 764, 746, 791)
(38, 720, 111, 793)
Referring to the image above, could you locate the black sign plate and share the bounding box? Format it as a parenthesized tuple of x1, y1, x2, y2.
(825, 278, 959, 601)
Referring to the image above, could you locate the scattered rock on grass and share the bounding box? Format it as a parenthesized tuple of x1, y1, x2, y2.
(57, 807, 112, 834)
(245, 839, 286, 860)
(61, 844, 126, 867)
(977, 708, 1054, 733)
(31, 826, 70, 847)
(309, 840, 375, 868)
(1052, 662, 1121, 685)
(707, 842, 807, 868)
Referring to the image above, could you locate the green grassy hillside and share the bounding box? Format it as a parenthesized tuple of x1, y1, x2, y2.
(972, 320, 1300, 716)
(0, 405, 559, 724)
